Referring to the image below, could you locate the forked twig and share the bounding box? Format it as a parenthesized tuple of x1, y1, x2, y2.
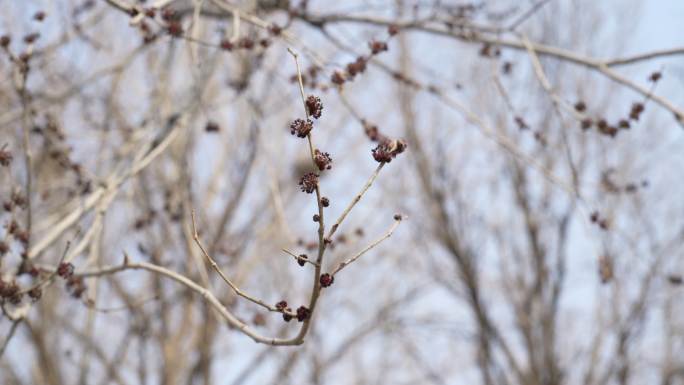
(191, 210, 280, 312)
(332, 216, 403, 276)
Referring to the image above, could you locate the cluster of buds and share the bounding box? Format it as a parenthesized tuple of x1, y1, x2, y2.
(369, 40, 388, 55)
(590, 211, 609, 230)
(57, 262, 75, 278)
(363, 121, 383, 142)
(649, 71, 662, 82)
(159, 7, 183, 37)
(574, 99, 636, 137)
(346, 56, 368, 78)
(313, 149, 332, 171)
(290, 118, 313, 138)
(331, 34, 394, 86)
(596, 119, 618, 137)
(28, 286, 42, 301)
(319, 273, 334, 287)
(219, 36, 272, 52)
(372, 138, 408, 163)
(275, 300, 309, 322)
(306, 95, 323, 119)
(0, 146, 13, 166)
(296, 305, 310, 322)
(0, 279, 21, 304)
(299, 172, 319, 194)
(275, 300, 294, 322)
(629, 102, 644, 121)
(331, 70, 346, 85)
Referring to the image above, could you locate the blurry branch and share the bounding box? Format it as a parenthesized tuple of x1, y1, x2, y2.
(57, 314, 129, 385)
(301, 13, 684, 122)
(506, 0, 553, 31)
(28, 112, 187, 260)
(0, 321, 21, 359)
(397, 32, 524, 384)
(318, 25, 581, 205)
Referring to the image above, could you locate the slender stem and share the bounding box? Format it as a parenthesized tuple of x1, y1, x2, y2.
(327, 163, 384, 240)
(287, 48, 327, 340)
(281, 248, 320, 267)
(76, 257, 303, 345)
(191, 211, 280, 312)
(332, 217, 402, 276)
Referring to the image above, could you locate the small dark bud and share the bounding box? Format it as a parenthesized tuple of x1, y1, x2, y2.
(290, 118, 313, 138)
(590, 211, 599, 223)
(369, 40, 388, 54)
(238, 37, 254, 50)
(268, 24, 282, 36)
(321, 197, 329, 207)
(668, 275, 683, 285)
(299, 172, 319, 194)
(0, 35, 10, 48)
(618, 119, 630, 129)
(319, 273, 334, 287)
(331, 71, 346, 85)
(372, 139, 407, 163)
(28, 287, 42, 300)
(297, 254, 308, 266)
(0, 148, 12, 166)
(220, 39, 233, 51)
(313, 149, 332, 171)
(24, 33, 40, 44)
(296, 306, 310, 322)
(346, 56, 367, 77)
(275, 300, 288, 311)
(574, 101, 586, 112)
(57, 262, 74, 278)
(166, 22, 183, 37)
(313, 214, 320, 222)
(649, 72, 662, 82)
(205, 121, 220, 132)
(393, 214, 403, 221)
(514, 116, 528, 130)
(305, 95, 323, 119)
(34, 11, 46, 21)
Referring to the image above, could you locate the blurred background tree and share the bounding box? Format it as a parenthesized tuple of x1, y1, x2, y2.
(1, 1, 683, 384)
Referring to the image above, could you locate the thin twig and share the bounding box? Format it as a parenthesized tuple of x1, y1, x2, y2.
(190, 211, 280, 312)
(0, 320, 21, 359)
(507, 0, 553, 31)
(327, 163, 384, 239)
(332, 216, 402, 276)
(75, 255, 302, 345)
(281, 248, 320, 267)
